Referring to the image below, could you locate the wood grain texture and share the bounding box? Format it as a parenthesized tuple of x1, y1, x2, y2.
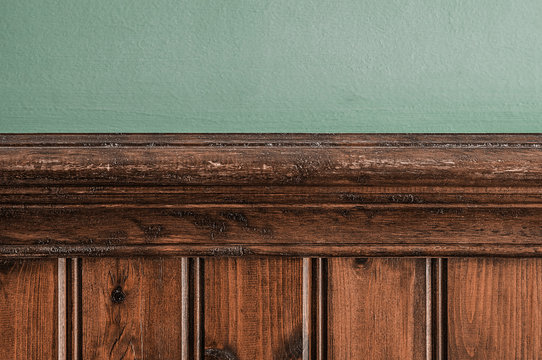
(0, 260, 57, 359)
(5, 134, 542, 359)
(81, 257, 183, 359)
(2, 134, 542, 257)
(204, 258, 303, 360)
(448, 258, 542, 359)
(68, 258, 82, 360)
(312, 258, 327, 360)
(1, 133, 542, 188)
(4, 206, 542, 257)
(328, 258, 427, 359)
(429, 258, 447, 360)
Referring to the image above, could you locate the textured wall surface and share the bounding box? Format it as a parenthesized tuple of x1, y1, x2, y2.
(1, 0, 542, 132)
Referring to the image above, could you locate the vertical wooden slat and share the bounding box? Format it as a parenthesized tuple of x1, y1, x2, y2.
(303, 258, 327, 360)
(59, 258, 82, 360)
(425, 259, 432, 360)
(448, 258, 542, 359)
(204, 258, 303, 360)
(316, 258, 327, 360)
(0, 260, 57, 359)
(182, 257, 203, 360)
(308, 258, 328, 360)
(327, 258, 427, 360)
(69, 258, 82, 360)
(82, 257, 183, 359)
(193, 258, 203, 360)
(302, 258, 311, 360)
(181, 257, 190, 360)
(436, 258, 447, 360)
(426, 258, 448, 360)
(58, 258, 67, 360)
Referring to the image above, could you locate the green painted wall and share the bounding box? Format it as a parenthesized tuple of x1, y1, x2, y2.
(1, 0, 542, 132)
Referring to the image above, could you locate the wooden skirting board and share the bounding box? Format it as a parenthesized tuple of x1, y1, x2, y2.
(1, 133, 542, 258)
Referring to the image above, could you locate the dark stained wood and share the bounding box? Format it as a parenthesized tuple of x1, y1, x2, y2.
(5, 206, 542, 258)
(1, 134, 542, 258)
(448, 258, 542, 359)
(1, 134, 542, 187)
(203, 258, 303, 360)
(328, 258, 427, 359)
(81, 257, 183, 359)
(68, 258, 82, 360)
(192, 258, 204, 360)
(9, 243, 542, 259)
(429, 258, 447, 360)
(2, 133, 542, 146)
(2, 146, 541, 187)
(0, 260, 57, 359)
(4, 134, 542, 359)
(311, 258, 327, 360)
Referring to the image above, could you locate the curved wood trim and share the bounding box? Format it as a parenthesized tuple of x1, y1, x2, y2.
(1, 133, 541, 257)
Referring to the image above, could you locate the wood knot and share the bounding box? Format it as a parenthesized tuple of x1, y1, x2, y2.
(111, 286, 126, 304)
(204, 348, 238, 360)
(353, 258, 369, 267)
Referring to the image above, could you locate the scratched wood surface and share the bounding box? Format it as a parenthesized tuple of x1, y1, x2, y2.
(203, 258, 303, 360)
(5, 207, 542, 257)
(2, 135, 542, 359)
(81, 258, 183, 359)
(0, 260, 57, 359)
(448, 258, 542, 359)
(328, 258, 427, 360)
(2, 134, 542, 188)
(2, 134, 542, 258)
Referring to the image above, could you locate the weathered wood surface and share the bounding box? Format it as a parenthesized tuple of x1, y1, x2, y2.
(448, 258, 542, 359)
(1, 134, 542, 257)
(0, 260, 57, 359)
(204, 258, 303, 360)
(328, 258, 427, 359)
(1, 134, 542, 188)
(81, 258, 183, 359)
(2, 135, 542, 359)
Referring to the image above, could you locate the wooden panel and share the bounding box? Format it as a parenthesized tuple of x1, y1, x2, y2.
(204, 258, 303, 360)
(0, 259, 57, 359)
(448, 258, 542, 359)
(328, 258, 427, 359)
(82, 257, 183, 359)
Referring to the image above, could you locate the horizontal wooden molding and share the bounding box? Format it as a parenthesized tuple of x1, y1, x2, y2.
(1, 133, 542, 258)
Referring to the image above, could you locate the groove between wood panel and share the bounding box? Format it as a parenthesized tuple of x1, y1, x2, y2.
(303, 259, 311, 360)
(303, 258, 328, 360)
(437, 259, 447, 360)
(58, 258, 82, 360)
(193, 258, 203, 360)
(70, 258, 82, 360)
(181, 258, 190, 360)
(317, 258, 327, 360)
(58, 258, 66, 360)
(426, 259, 432, 360)
(428, 259, 447, 360)
(182, 258, 203, 360)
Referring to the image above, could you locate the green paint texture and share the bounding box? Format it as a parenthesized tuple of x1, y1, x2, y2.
(1, 0, 542, 132)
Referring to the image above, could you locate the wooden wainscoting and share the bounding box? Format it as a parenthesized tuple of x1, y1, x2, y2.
(1, 134, 542, 359)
